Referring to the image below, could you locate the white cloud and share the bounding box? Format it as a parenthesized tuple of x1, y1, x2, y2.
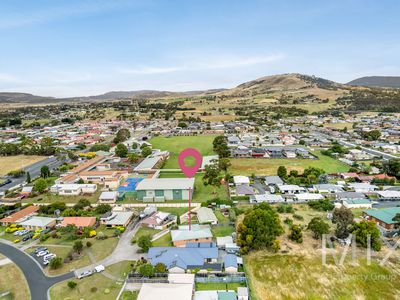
(0, 1, 136, 29)
(0, 73, 22, 83)
(117, 53, 284, 75)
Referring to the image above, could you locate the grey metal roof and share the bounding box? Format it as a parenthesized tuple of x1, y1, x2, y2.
(136, 178, 195, 190)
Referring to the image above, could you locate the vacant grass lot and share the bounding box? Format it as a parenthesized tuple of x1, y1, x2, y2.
(149, 135, 217, 169)
(0, 155, 46, 175)
(245, 253, 400, 300)
(229, 151, 349, 176)
(0, 261, 30, 300)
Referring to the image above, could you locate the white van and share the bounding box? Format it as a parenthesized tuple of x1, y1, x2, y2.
(94, 265, 105, 273)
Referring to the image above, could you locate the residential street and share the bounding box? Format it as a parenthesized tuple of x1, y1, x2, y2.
(0, 156, 64, 192)
(0, 241, 74, 300)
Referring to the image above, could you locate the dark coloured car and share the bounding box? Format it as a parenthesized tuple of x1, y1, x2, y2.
(22, 234, 34, 242)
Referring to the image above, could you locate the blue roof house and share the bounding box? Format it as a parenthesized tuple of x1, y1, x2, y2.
(148, 246, 219, 273)
(224, 254, 238, 273)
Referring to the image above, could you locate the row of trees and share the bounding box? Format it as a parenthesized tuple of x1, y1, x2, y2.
(0, 137, 57, 156)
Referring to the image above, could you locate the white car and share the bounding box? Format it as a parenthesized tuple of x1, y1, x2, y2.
(43, 253, 56, 261)
(77, 270, 93, 279)
(36, 250, 49, 257)
(94, 265, 105, 273)
(13, 230, 29, 236)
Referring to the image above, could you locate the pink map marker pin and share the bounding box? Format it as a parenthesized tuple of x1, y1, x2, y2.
(178, 148, 202, 178)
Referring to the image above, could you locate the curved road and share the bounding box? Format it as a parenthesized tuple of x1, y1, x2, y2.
(0, 242, 74, 300)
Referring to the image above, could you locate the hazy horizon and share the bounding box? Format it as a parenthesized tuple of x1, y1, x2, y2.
(1, 0, 400, 97)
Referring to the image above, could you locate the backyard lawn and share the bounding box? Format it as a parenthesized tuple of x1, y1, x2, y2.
(158, 172, 229, 202)
(152, 233, 173, 247)
(229, 150, 349, 176)
(24, 188, 102, 204)
(149, 135, 217, 169)
(211, 225, 235, 237)
(0, 155, 46, 175)
(195, 282, 246, 291)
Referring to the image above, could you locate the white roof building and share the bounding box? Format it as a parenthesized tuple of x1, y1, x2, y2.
(294, 193, 324, 202)
(138, 283, 193, 300)
(233, 176, 250, 186)
(196, 207, 218, 225)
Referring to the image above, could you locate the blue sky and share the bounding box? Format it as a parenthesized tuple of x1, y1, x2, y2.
(0, 0, 400, 97)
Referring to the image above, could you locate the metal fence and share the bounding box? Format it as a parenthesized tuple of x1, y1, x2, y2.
(195, 273, 247, 283)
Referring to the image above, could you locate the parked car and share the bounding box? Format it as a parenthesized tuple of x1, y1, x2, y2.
(94, 265, 105, 273)
(36, 250, 49, 257)
(43, 254, 56, 263)
(13, 230, 29, 236)
(22, 234, 34, 242)
(35, 247, 48, 254)
(77, 270, 93, 279)
(13, 239, 20, 244)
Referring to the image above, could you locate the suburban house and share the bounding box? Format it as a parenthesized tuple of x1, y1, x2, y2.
(171, 225, 213, 247)
(233, 176, 250, 186)
(60, 216, 97, 228)
(342, 199, 372, 209)
(224, 254, 238, 273)
(363, 207, 400, 232)
(277, 185, 306, 194)
(148, 246, 219, 273)
(20, 186, 33, 197)
(135, 178, 195, 201)
(100, 211, 134, 227)
(250, 194, 284, 204)
(0, 205, 39, 226)
(347, 183, 378, 193)
(141, 211, 173, 229)
(79, 170, 128, 189)
(98, 191, 119, 203)
(336, 192, 367, 201)
(312, 184, 344, 193)
(50, 184, 97, 196)
(19, 216, 56, 230)
(293, 193, 324, 202)
(376, 191, 400, 201)
(264, 176, 284, 186)
(196, 207, 218, 225)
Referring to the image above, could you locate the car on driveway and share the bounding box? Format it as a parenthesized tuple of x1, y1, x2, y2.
(36, 250, 49, 257)
(35, 247, 48, 254)
(77, 270, 93, 279)
(13, 230, 29, 236)
(22, 234, 34, 242)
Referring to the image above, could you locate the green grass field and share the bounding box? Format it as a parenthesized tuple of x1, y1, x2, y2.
(149, 135, 217, 169)
(229, 151, 349, 176)
(158, 172, 229, 202)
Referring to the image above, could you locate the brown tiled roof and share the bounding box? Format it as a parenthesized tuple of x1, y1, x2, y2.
(0, 205, 39, 224)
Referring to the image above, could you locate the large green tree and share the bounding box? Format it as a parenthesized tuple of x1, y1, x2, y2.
(237, 203, 283, 254)
(351, 221, 381, 251)
(307, 217, 330, 239)
(114, 128, 131, 143)
(212, 136, 230, 158)
(115, 143, 128, 158)
(332, 206, 354, 239)
(202, 163, 222, 195)
(34, 178, 47, 193)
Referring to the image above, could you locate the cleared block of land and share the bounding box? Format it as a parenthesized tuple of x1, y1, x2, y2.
(0, 261, 30, 300)
(245, 252, 400, 300)
(0, 155, 46, 175)
(229, 151, 349, 176)
(149, 135, 217, 169)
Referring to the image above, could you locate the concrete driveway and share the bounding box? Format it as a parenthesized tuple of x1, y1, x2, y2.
(0, 241, 74, 300)
(74, 221, 146, 276)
